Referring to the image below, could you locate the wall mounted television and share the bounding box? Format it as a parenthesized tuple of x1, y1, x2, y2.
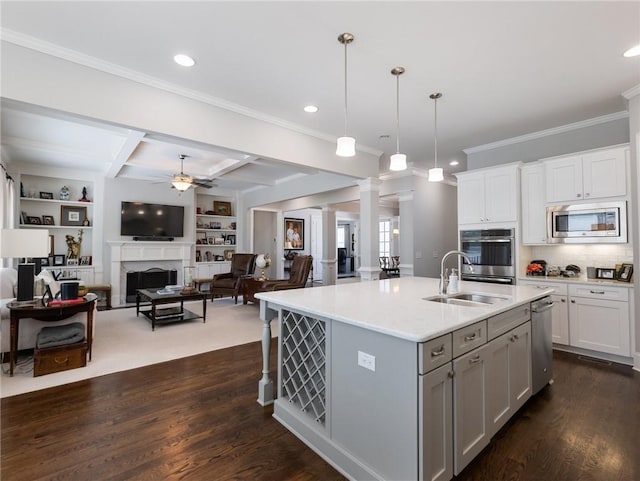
(120, 202, 184, 239)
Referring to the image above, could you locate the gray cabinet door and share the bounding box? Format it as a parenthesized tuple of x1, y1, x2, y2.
(485, 321, 532, 438)
(509, 321, 532, 413)
(453, 343, 489, 475)
(419, 363, 453, 481)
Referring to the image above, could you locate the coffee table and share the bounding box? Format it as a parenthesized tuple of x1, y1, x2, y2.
(136, 289, 207, 331)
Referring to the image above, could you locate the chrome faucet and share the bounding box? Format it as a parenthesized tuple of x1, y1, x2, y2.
(439, 250, 473, 295)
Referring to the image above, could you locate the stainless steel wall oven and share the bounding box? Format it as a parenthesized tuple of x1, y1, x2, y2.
(459, 228, 515, 284)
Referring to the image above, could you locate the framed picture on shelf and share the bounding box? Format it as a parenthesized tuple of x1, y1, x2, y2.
(226, 234, 236, 245)
(79, 256, 92, 266)
(213, 201, 232, 216)
(224, 249, 235, 261)
(284, 217, 304, 250)
(60, 205, 87, 226)
(39, 191, 54, 200)
(617, 263, 633, 282)
(596, 267, 616, 280)
(52, 254, 65, 266)
(36, 256, 50, 267)
(27, 216, 42, 225)
(42, 215, 55, 225)
(67, 258, 79, 266)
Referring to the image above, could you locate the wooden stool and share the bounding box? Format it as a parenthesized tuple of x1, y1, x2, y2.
(87, 284, 112, 310)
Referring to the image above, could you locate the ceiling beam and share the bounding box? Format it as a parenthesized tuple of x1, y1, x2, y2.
(105, 129, 146, 178)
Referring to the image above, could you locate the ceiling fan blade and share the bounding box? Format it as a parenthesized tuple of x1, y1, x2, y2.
(193, 180, 216, 188)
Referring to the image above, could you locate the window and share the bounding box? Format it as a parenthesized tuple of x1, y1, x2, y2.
(337, 225, 346, 249)
(379, 220, 390, 257)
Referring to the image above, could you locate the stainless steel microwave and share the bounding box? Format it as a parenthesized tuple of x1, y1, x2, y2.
(547, 201, 627, 243)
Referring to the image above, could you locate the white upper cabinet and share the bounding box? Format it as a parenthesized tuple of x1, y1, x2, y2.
(457, 165, 519, 226)
(520, 163, 547, 245)
(545, 146, 627, 203)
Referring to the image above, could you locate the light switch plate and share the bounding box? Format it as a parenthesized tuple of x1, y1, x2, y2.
(358, 350, 375, 372)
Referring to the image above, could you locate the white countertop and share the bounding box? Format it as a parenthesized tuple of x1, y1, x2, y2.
(256, 277, 552, 343)
(518, 275, 634, 287)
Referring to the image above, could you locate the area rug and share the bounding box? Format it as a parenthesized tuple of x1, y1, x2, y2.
(0, 298, 277, 398)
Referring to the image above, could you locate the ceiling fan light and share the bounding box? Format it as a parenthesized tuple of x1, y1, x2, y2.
(389, 153, 407, 171)
(428, 167, 444, 182)
(172, 180, 192, 191)
(336, 136, 356, 157)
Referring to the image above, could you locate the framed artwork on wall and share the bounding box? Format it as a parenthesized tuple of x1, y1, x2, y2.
(60, 205, 87, 226)
(284, 218, 304, 250)
(213, 201, 232, 216)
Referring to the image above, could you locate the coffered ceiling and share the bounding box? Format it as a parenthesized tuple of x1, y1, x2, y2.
(1, 2, 638, 189)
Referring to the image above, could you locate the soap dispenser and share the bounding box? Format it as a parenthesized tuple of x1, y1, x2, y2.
(449, 268, 459, 294)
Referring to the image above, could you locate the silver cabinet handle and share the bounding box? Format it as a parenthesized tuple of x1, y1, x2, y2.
(510, 334, 519, 342)
(561, 298, 566, 303)
(571, 299, 576, 303)
(469, 355, 481, 364)
(448, 371, 455, 378)
(464, 333, 477, 342)
(431, 346, 446, 357)
(590, 290, 605, 295)
(577, 193, 582, 197)
(585, 192, 590, 197)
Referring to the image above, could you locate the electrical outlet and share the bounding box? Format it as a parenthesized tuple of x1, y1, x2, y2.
(358, 351, 376, 372)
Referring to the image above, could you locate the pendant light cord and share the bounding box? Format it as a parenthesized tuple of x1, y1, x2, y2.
(395, 74, 400, 154)
(343, 41, 348, 136)
(433, 96, 438, 168)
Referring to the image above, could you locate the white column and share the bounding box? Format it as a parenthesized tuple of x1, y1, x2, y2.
(398, 191, 415, 277)
(358, 177, 381, 281)
(321, 206, 337, 285)
(257, 302, 277, 406)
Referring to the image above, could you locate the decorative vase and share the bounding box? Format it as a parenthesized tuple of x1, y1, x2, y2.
(59, 185, 70, 200)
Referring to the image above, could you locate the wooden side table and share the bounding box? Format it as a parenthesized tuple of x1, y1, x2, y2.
(7, 298, 96, 376)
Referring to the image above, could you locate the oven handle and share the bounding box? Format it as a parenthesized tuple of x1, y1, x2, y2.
(461, 239, 513, 243)
(462, 275, 515, 284)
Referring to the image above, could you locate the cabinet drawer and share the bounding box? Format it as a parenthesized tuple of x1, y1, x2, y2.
(487, 305, 531, 341)
(519, 280, 568, 296)
(569, 284, 628, 302)
(419, 333, 452, 374)
(453, 321, 487, 358)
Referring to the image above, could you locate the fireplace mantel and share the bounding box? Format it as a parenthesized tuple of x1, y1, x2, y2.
(108, 241, 193, 306)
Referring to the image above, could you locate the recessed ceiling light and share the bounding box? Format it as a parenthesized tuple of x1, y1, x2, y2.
(623, 44, 640, 57)
(304, 105, 319, 113)
(174, 54, 196, 67)
(449, 160, 459, 166)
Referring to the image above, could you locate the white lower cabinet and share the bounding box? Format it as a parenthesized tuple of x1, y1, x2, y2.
(550, 294, 569, 344)
(420, 362, 454, 481)
(569, 285, 630, 356)
(518, 280, 569, 345)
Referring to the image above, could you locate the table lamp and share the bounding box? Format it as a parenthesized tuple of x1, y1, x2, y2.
(0, 228, 50, 302)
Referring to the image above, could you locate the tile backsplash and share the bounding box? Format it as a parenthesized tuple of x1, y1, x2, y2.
(529, 245, 634, 272)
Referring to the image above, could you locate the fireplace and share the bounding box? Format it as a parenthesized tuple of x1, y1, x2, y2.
(126, 268, 177, 303)
(108, 241, 193, 307)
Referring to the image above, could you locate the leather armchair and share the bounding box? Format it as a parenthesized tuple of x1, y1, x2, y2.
(243, 255, 313, 305)
(210, 253, 257, 304)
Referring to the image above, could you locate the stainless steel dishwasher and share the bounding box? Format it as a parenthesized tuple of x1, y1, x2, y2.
(531, 296, 554, 394)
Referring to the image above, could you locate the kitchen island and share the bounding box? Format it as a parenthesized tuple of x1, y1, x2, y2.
(256, 277, 552, 481)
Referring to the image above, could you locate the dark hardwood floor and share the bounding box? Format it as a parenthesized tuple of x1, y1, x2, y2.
(2, 344, 638, 481)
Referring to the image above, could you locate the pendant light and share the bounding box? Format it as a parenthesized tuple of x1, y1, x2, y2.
(336, 33, 356, 157)
(428, 92, 444, 182)
(389, 67, 407, 171)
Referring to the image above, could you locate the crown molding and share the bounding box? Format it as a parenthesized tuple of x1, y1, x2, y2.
(622, 84, 640, 100)
(0, 29, 383, 157)
(463, 111, 629, 155)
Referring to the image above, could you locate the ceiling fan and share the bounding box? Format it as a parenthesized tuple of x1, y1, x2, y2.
(170, 154, 216, 191)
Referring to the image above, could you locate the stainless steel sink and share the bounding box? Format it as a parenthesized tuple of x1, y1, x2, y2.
(448, 293, 509, 304)
(423, 292, 509, 307)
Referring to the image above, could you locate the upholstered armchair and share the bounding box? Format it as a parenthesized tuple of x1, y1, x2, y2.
(210, 253, 257, 303)
(243, 255, 313, 305)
